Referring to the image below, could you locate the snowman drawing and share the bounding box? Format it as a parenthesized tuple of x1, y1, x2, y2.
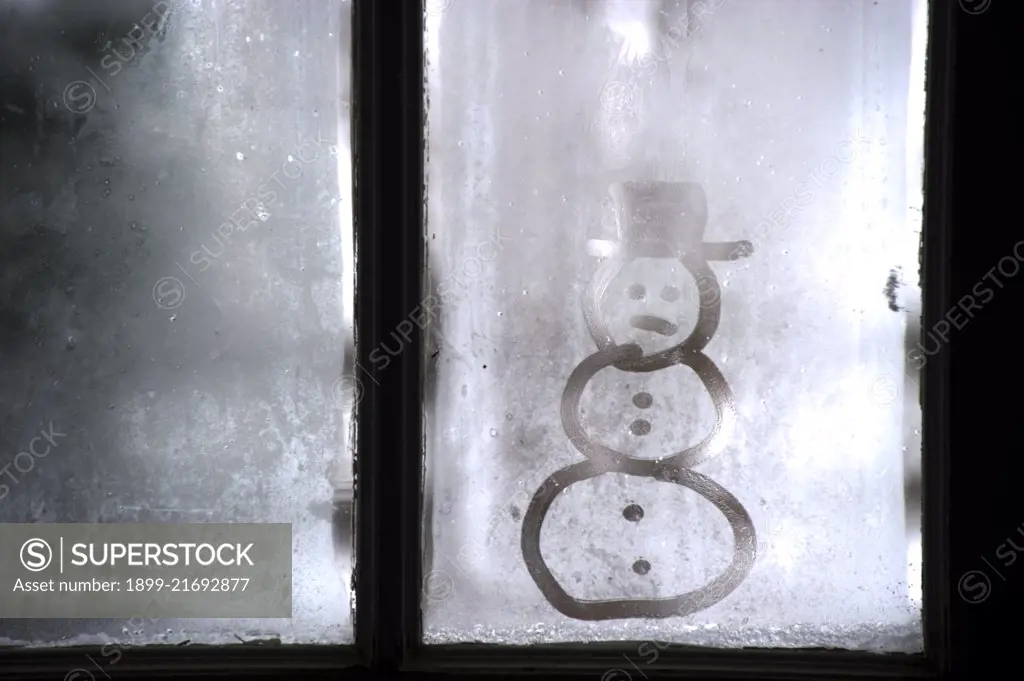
(521, 181, 757, 620)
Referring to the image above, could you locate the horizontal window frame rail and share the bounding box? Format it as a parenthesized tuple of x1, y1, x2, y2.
(0, 645, 361, 680)
(408, 646, 935, 679)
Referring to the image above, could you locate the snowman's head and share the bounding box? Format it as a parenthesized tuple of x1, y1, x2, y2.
(600, 256, 713, 356)
(585, 182, 719, 356)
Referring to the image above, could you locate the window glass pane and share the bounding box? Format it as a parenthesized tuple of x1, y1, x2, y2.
(0, 0, 353, 644)
(423, 0, 925, 650)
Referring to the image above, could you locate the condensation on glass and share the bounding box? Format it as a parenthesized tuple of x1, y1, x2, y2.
(0, 0, 354, 644)
(422, 0, 926, 650)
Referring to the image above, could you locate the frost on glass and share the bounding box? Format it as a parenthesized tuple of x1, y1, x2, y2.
(0, 0, 353, 644)
(423, 0, 925, 650)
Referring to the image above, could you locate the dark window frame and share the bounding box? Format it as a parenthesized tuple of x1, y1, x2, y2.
(0, 0, 975, 678)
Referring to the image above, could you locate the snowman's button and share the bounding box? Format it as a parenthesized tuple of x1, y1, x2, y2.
(628, 419, 652, 436)
(622, 503, 644, 522)
(632, 392, 653, 409)
(632, 559, 652, 576)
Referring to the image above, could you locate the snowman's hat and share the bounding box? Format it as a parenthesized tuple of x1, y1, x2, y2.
(587, 181, 753, 261)
(586, 181, 707, 258)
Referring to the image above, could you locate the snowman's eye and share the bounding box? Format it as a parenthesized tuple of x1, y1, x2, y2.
(627, 283, 646, 300)
(660, 285, 681, 302)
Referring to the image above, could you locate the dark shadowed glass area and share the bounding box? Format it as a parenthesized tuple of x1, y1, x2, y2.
(0, 0, 354, 646)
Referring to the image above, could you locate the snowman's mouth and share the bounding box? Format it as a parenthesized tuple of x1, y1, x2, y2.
(629, 314, 678, 337)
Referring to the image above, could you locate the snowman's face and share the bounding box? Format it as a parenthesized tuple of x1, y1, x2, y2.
(602, 256, 705, 355)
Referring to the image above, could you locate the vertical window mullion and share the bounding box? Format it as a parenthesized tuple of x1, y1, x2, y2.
(352, 0, 425, 671)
